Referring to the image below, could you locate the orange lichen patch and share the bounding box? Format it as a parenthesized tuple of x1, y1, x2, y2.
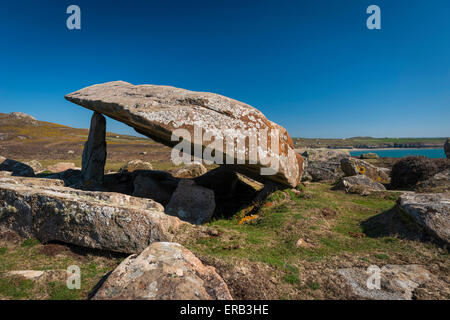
(238, 215, 260, 225)
(263, 202, 274, 207)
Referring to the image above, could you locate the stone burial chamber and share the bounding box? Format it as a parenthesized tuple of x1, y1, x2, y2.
(65, 81, 304, 188)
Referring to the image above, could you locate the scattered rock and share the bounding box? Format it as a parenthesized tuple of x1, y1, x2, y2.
(119, 160, 153, 172)
(24, 160, 43, 173)
(360, 153, 379, 159)
(45, 169, 82, 187)
(65, 81, 304, 188)
(416, 168, 450, 193)
(338, 265, 431, 300)
(390, 156, 448, 190)
(0, 175, 187, 254)
(173, 162, 207, 178)
(301, 149, 349, 162)
(301, 149, 349, 182)
(335, 175, 386, 195)
(4, 270, 67, 283)
(132, 170, 179, 206)
(91, 242, 232, 300)
(82, 112, 107, 187)
(445, 138, 450, 159)
(139, 151, 147, 156)
(397, 192, 450, 244)
(67, 150, 75, 155)
(9, 112, 37, 123)
(166, 179, 215, 225)
(0, 157, 35, 177)
(341, 157, 390, 184)
(47, 162, 76, 173)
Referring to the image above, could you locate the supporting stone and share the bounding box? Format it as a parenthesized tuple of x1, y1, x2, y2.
(82, 112, 107, 187)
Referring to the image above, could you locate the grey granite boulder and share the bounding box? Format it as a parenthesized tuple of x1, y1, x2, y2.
(0, 175, 187, 254)
(335, 175, 386, 195)
(166, 179, 215, 225)
(0, 156, 35, 177)
(397, 192, 450, 244)
(338, 265, 431, 300)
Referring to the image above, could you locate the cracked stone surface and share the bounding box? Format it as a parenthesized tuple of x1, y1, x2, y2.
(65, 81, 303, 187)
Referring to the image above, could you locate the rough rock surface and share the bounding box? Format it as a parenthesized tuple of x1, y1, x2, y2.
(445, 138, 450, 159)
(360, 152, 379, 159)
(335, 175, 386, 195)
(300, 149, 349, 162)
(173, 162, 207, 178)
(82, 112, 107, 187)
(166, 179, 215, 224)
(132, 170, 179, 206)
(24, 160, 43, 173)
(338, 265, 431, 300)
(92, 242, 233, 300)
(416, 168, 450, 193)
(397, 192, 450, 244)
(0, 157, 35, 177)
(47, 162, 77, 173)
(300, 149, 349, 182)
(341, 157, 390, 184)
(119, 160, 153, 173)
(0, 176, 187, 253)
(65, 81, 303, 187)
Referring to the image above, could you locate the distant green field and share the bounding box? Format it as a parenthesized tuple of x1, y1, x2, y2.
(292, 137, 447, 149)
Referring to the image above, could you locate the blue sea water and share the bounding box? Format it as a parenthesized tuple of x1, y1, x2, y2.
(350, 148, 446, 159)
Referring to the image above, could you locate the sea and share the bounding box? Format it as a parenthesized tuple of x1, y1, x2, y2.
(349, 148, 446, 159)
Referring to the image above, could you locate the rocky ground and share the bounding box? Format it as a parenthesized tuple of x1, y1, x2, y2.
(1, 109, 449, 300)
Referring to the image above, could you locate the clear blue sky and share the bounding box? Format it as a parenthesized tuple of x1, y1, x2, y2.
(1, 0, 449, 138)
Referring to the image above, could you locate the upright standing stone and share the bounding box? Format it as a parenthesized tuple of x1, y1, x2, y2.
(82, 112, 106, 187)
(444, 138, 450, 159)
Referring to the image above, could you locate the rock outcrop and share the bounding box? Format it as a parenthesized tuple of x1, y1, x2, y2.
(0, 157, 35, 177)
(415, 168, 450, 193)
(445, 138, 450, 159)
(360, 152, 379, 159)
(92, 242, 232, 300)
(341, 158, 390, 184)
(301, 149, 349, 182)
(0, 176, 187, 253)
(24, 160, 43, 173)
(335, 175, 386, 195)
(82, 112, 107, 187)
(47, 162, 77, 173)
(338, 265, 431, 300)
(397, 192, 449, 244)
(166, 179, 215, 224)
(173, 162, 207, 178)
(119, 159, 153, 173)
(65, 81, 303, 188)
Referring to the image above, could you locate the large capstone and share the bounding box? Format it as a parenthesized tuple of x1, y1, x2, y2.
(82, 112, 107, 187)
(65, 81, 304, 188)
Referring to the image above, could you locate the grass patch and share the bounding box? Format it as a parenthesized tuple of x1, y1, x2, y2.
(21, 238, 40, 248)
(0, 277, 34, 299)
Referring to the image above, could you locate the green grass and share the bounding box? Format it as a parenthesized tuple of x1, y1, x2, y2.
(20, 238, 40, 248)
(0, 277, 34, 299)
(0, 247, 7, 255)
(47, 281, 81, 300)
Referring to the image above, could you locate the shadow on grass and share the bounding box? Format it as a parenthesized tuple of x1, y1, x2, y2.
(361, 206, 433, 243)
